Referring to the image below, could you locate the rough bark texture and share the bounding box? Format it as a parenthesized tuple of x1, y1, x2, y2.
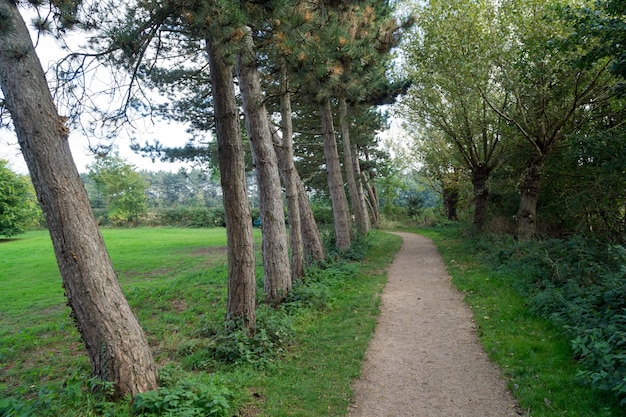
(517, 153, 546, 241)
(339, 97, 369, 237)
(352, 144, 371, 232)
(443, 189, 459, 221)
(279, 64, 305, 281)
(236, 29, 291, 301)
(362, 170, 380, 226)
(206, 39, 256, 328)
(0, 2, 158, 397)
(320, 99, 351, 251)
(271, 128, 325, 266)
(295, 170, 326, 264)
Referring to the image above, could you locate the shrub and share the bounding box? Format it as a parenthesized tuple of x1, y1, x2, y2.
(310, 203, 334, 225)
(156, 207, 225, 228)
(194, 306, 294, 368)
(132, 379, 233, 417)
(479, 235, 626, 405)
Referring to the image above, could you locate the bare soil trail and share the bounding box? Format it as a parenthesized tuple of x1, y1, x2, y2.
(348, 232, 522, 417)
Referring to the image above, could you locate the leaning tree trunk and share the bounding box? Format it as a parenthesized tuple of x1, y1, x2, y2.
(271, 128, 325, 266)
(279, 63, 305, 281)
(237, 28, 291, 301)
(320, 99, 351, 251)
(339, 97, 369, 237)
(362, 170, 380, 227)
(206, 39, 256, 329)
(295, 169, 326, 264)
(517, 153, 547, 241)
(352, 143, 371, 232)
(0, 1, 158, 397)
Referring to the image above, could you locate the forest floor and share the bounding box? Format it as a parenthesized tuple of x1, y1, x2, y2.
(347, 232, 523, 417)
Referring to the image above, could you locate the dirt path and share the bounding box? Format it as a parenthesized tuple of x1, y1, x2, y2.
(348, 232, 522, 417)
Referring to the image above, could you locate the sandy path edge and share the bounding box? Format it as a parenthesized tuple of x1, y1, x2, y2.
(347, 232, 522, 417)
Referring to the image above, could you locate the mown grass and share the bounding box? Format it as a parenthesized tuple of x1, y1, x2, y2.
(0, 228, 401, 416)
(414, 223, 622, 417)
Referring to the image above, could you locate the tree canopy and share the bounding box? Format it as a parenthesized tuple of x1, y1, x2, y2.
(0, 160, 41, 237)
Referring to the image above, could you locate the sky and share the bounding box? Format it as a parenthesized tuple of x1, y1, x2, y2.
(1, 120, 194, 175)
(1, 5, 410, 177)
(0, 6, 193, 175)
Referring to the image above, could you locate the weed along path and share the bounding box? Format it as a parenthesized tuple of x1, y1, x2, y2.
(348, 232, 522, 417)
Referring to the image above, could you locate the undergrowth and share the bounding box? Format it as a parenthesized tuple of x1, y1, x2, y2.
(449, 226, 626, 409)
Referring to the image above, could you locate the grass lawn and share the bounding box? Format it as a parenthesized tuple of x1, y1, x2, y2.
(0, 227, 401, 416)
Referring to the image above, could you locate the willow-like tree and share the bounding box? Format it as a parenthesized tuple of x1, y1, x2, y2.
(0, 0, 158, 397)
(401, 0, 507, 232)
(487, 0, 616, 239)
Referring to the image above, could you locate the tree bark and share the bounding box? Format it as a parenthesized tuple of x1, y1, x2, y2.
(362, 170, 380, 226)
(320, 99, 351, 251)
(339, 97, 369, 237)
(295, 166, 326, 265)
(236, 28, 291, 301)
(279, 63, 305, 281)
(206, 39, 256, 329)
(352, 143, 371, 231)
(0, 1, 158, 397)
(271, 128, 325, 266)
(516, 153, 546, 241)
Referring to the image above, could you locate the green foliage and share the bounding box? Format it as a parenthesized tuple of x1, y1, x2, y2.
(419, 224, 623, 415)
(132, 378, 233, 417)
(540, 120, 626, 242)
(87, 155, 147, 226)
(194, 306, 294, 368)
(154, 207, 225, 227)
(0, 160, 42, 237)
(310, 201, 334, 225)
(479, 234, 626, 406)
(0, 372, 119, 417)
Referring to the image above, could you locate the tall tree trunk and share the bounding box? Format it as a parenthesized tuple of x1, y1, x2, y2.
(362, 170, 380, 226)
(472, 167, 490, 232)
(271, 127, 325, 265)
(206, 40, 256, 329)
(517, 153, 546, 241)
(442, 189, 459, 221)
(0, 2, 158, 397)
(236, 28, 291, 301)
(279, 63, 305, 281)
(352, 143, 371, 231)
(320, 99, 351, 251)
(295, 167, 326, 265)
(339, 97, 369, 237)
(362, 149, 380, 226)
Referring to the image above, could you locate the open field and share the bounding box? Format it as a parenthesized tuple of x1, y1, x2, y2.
(0, 228, 401, 416)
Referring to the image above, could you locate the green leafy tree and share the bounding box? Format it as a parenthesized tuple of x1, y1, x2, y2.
(487, 0, 617, 240)
(88, 155, 147, 225)
(401, 0, 508, 232)
(0, 160, 41, 236)
(568, 0, 626, 91)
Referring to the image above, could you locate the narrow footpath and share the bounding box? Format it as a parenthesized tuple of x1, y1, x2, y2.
(348, 232, 522, 417)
